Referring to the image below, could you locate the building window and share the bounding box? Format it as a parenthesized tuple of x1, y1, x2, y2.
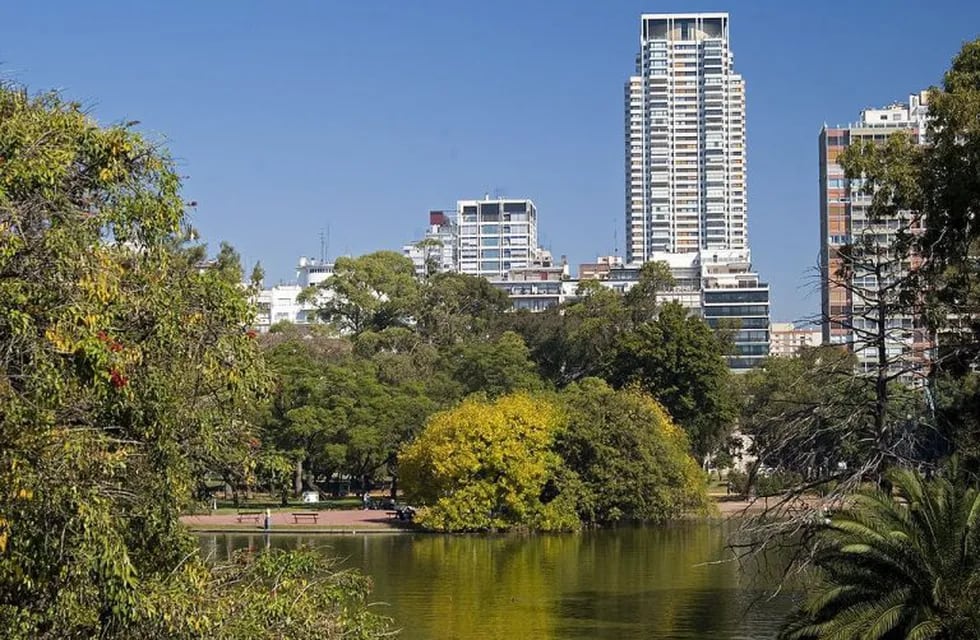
(479, 203, 500, 220)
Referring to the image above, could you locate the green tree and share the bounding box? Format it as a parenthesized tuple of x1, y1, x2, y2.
(561, 280, 632, 382)
(0, 85, 388, 638)
(555, 379, 709, 525)
(260, 334, 342, 495)
(446, 331, 545, 398)
(780, 467, 980, 640)
(503, 280, 631, 386)
(306, 251, 420, 335)
(261, 333, 438, 496)
(915, 39, 980, 473)
(920, 38, 980, 338)
(249, 260, 265, 288)
(399, 393, 578, 532)
(412, 236, 444, 277)
(213, 240, 245, 282)
(128, 548, 389, 639)
(624, 260, 674, 324)
(611, 301, 736, 459)
(416, 271, 510, 346)
(931, 372, 980, 466)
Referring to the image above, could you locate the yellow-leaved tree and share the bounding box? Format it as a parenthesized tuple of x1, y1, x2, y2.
(399, 393, 579, 532)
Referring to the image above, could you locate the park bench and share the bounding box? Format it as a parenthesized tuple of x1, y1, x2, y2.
(236, 511, 262, 523)
(292, 512, 319, 524)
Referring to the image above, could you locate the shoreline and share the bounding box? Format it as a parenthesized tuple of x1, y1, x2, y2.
(181, 495, 813, 535)
(180, 507, 418, 535)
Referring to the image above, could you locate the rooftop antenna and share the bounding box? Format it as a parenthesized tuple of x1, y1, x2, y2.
(319, 226, 331, 262)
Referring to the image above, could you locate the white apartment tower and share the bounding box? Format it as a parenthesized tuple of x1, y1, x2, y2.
(456, 197, 539, 279)
(625, 13, 747, 262)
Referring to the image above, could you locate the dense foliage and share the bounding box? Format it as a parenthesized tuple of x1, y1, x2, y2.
(780, 468, 980, 640)
(400, 386, 709, 532)
(0, 85, 389, 638)
(767, 38, 980, 640)
(610, 301, 736, 458)
(249, 243, 737, 502)
(399, 393, 579, 532)
(125, 549, 390, 640)
(258, 326, 442, 498)
(505, 272, 737, 460)
(556, 379, 710, 525)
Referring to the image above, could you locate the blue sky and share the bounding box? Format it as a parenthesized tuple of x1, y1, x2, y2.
(3, 1, 979, 321)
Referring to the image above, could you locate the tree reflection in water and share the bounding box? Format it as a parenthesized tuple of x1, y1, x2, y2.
(200, 523, 796, 640)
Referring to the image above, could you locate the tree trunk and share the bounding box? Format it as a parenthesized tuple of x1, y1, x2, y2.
(293, 458, 304, 496)
(874, 256, 890, 491)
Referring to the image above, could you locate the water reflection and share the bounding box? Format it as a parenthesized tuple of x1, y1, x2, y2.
(198, 523, 795, 640)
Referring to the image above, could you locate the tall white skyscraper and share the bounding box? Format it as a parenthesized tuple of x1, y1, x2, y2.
(625, 13, 747, 263)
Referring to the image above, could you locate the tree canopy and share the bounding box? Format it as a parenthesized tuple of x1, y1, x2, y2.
(399, 384, 709, 532)
(0, 85, 388, 638)
(555, 379, 710, 525)
(307, 251, 420, 335)
(610, 301, 737, 459)
(399, 393, 578, 532)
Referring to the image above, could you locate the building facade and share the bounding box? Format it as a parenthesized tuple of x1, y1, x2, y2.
(402, 210, 458, 276)
(701, 250, 770, 370)
(589, 249, 770, 372)
(490, 263, 574, 313)
(620, 12, 765, 370)
(625, 12, 747, 262)
(254, 257, 334, 331)
(819, 92, 932, 379)
(456, 197, 539, 279)
(769, 322, 822, 357)
(578, 255, 624, 281)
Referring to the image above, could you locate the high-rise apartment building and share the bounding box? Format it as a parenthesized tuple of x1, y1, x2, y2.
(819, 92, 932, 379)
(625, 13, 747, 262)
(401, 197, 547, 280)
(456, 197, 539, 279)
(623, 12, 766, 371)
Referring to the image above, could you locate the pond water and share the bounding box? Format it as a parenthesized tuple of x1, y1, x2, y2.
(198, 523, 797, 640)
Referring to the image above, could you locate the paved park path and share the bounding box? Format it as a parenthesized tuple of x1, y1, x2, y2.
(180, 496, 829, 533)
(180, 508, 414, 533)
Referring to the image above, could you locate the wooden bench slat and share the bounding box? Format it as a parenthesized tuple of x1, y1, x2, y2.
(236, 511, 262, 523)
(291, 512, 319, 524)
